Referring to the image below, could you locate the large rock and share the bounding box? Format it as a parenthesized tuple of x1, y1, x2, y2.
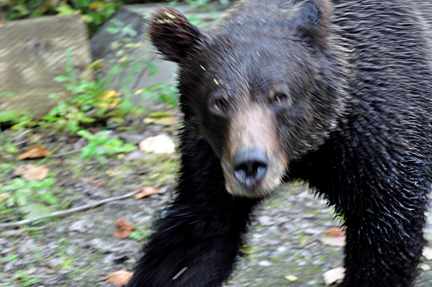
(0, 15, 91, 116)
(90, 3, 230, 106)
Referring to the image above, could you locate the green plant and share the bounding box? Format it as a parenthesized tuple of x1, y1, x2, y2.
(0, 93, 32, 130)
(56, 238, 75, 268)
(68, 0, 121, 35)
(184, 0, 230, 9)
(1, 0, 121, 36)
(0, 110, 33, 131)
(77, 129, 136, 163)
(0, 177, 59, 221)
(0, 142, 19, 154)
(1, 177, 57, 206)
(1, 18, 179, 134)
(0, 254, 18, 264)
(39, 49, 141, 133)
(1, 0, 55, 20)
(140, 83, 179, 107)
(129, 228, 151, 240)
(105, 19, 159, 86)
(0, 9, 184, 136)
(40, 19, 161, 132)
(13, 270, 39, 286)
(38, 52, 107, 133)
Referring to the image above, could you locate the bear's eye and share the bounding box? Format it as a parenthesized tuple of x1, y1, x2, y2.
(212, 99, 229, 111)
(273, 93, 288, 103)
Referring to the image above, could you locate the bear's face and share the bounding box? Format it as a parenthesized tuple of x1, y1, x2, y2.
(179, 39, 324, 197)
(149, 1, 347, 197)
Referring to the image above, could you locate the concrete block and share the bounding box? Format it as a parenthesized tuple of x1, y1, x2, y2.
(0, 14, 91, 116)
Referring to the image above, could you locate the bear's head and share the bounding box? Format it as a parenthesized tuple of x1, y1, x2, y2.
(149, 0, 348, 198)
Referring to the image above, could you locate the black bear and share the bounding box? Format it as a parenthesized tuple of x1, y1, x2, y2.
(126, 0, 432, 286)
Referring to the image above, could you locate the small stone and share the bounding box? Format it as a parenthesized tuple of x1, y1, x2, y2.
(423, 247, 432, 260)
(420, 264, 431, 271)
(277, 246, 287, 253)
(323, 267, 345, 286)
(284, 275, 297, 281)
(258, 260, 272, 267)
(258, 215, 272, 226)
(69, 220, 92, 233)
(139, 134, 175, 154)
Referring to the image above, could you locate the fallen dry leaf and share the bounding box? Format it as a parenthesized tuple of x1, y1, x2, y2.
(115, 218, 134, 229)
(89, 1, 104, 10)
(143, 116, 177, 126)
(323, 267, 345, 286)
(133, 187, 161, 199)
(325, 227, 345, 237)
(14, 165, 49, 181)
(102, 270, 133, 286)
(18, 145, 51, 160)
(113, 218, 135, 239)
(99, 90, 121, 108)
(320, 227, 346, 247)
(139, 134, 175, 154)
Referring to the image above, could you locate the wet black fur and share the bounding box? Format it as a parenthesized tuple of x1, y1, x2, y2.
(127, 1, 432, 286)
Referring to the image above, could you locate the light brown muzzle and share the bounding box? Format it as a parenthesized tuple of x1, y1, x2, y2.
(221, 103, 286, 198)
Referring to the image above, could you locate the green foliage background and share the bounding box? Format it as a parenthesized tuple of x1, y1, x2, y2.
(0, 0, 228, 35)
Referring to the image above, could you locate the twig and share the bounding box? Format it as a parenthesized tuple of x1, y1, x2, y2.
(15, 129, 31, 139)
(0, 189, 141, 228)
(0, 226, 47, 237)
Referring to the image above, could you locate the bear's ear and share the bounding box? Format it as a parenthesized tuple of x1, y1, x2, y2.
(292, 0, 332, 50)
(149, 7, 206, 64)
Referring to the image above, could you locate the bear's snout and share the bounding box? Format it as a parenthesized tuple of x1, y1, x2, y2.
(233, 149, 269, 189)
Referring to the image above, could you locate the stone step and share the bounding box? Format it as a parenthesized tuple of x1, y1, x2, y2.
(0, 14, 91, 116)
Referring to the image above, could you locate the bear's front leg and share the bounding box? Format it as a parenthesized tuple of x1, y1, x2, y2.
(126, 128, 260, 287)
(337, 185, 427, 287)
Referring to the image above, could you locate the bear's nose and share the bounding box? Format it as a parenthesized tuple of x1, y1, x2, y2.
(233, 149, 269, 188)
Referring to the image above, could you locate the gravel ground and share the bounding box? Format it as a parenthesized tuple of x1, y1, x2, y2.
(1, 127, 432, 287)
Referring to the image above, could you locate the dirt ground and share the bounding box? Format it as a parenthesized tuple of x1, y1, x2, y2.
(1, 120, 432, 287)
